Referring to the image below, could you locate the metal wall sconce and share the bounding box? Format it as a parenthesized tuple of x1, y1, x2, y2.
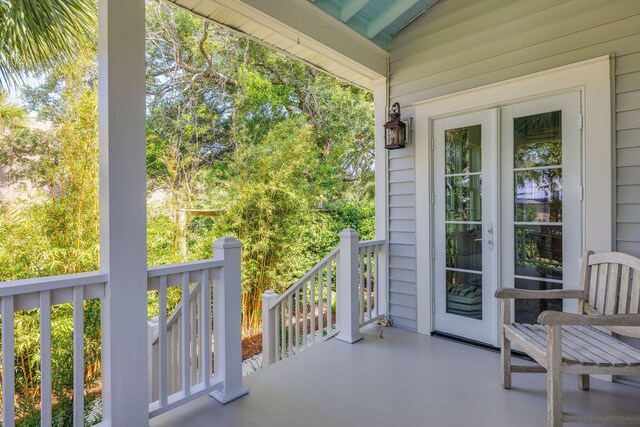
(384, 102, 406, 150)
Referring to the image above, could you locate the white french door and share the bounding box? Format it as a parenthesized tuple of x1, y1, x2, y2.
(433, 92, 582, 346)
(433, 110, 499, 345)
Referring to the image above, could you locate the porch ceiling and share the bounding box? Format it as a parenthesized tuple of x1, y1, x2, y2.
(309, 0, 438, 49)
(169, 0, 435, 90)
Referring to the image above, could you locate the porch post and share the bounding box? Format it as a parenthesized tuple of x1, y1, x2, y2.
(261, 290, 279, 366)
(98, 0, 149, 425)
(210, 237, 249, 404)
(336, 229, 364, 343)
(372, 79, 389, 319)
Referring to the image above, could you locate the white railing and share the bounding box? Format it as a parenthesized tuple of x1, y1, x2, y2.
(262, 247, 339, 365)
(262, 229, 386, 366)
(0, 271, 108, 427)
(146, 237, 248, 418)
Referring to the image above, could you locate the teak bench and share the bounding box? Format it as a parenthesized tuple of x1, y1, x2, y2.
(495, 251, 640, 426)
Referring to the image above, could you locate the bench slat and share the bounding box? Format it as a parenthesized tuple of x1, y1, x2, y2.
(605, 263, 619, 315)
(596, 264, 609, 314)
(619, 265, 630, 314)
(506, 324, 640, 367)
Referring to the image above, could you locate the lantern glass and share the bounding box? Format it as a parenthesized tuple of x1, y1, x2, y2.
(384, 103, 407, 150)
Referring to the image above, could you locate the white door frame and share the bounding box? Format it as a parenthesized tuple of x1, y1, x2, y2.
(432, 109, 499, 345)
(414, 56, 613, 336)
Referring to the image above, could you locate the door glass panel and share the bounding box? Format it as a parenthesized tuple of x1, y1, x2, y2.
(444, 124, 483, 320)
(513, 110, 563, 322)
(514, 278, 562, 324)
(515, 225, 563, 279)
(447, 271, 482, 320)
(445, 125, 481, 174)
(515, 169, 562, 222)
(446, 175, 482, 221)
(446, 224, 482, 271)
(514, 111, 562, 169)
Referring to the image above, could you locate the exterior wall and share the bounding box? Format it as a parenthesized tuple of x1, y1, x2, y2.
(386, 0, 640, 330)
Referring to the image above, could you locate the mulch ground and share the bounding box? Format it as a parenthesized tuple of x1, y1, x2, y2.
(242, 333, 263, 361)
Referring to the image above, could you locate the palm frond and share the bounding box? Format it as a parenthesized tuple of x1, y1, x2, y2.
(0, 91, 25, 127)
(0, 0, 97, 90)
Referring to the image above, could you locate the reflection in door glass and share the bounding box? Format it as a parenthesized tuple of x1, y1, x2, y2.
(514, 278, 562, 324)
(515, 170, 562, 222)
(446, 224, 482, 271)
(446, 175, 482, 221)
(444, 124, 483, 320)
(514, 111, 561, 168)
(515, 225, 563, 279)
(445, 125, 481, 174)
(513, 110, 564, 323)
(446, 271, 482, 320)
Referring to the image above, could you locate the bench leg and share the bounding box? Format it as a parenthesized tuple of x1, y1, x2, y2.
(547, 325, 563, 427)
(501, 332, 512, 389)
(578, 374, 589, 391)
(500, 300, 511, 389)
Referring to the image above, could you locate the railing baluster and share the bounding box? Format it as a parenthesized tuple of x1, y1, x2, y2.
(374, 246, 379, 317)
(302, 282, 308, 349)
(200, 269, 211, 387)
(2, 296, 15, 427)
(327, 260, 332, 332)
(274, 303, 280, 361)
(317, 270, 324, 337)
(159, 276, 168, 405)
(181, 272, 191, 396)
(281, 300, 286, 358)
(295, 289, 300, 352)
(73, 286, 85, 427)
(310, 277, 316, 344)
(367, 247, 372, 320)
(40, 291, 52, 427)
(288, 294, 293, 354)
(190, 294, 197, 385)
(359, 249, 365, 323)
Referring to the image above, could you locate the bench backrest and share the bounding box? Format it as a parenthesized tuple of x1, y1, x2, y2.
(581, 251, 640, 338)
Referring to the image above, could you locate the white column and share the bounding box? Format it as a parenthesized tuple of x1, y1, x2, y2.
(336, 229, 364, 343)
(372, 79, 389, 319)
(261, 290, 279, 366)
(210, 237, 249, 404)
(98, 0, 149, 424)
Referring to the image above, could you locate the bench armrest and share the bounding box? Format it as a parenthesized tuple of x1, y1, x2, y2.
(494, 288, 584, 300)
(538, 311, 640, 326)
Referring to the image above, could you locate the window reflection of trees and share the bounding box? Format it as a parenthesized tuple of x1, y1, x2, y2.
(514, 111, 563, 278)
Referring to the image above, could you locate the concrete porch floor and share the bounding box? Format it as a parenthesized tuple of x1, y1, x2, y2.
(150, 325, 640, 427)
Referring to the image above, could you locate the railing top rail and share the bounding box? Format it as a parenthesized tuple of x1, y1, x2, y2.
(0, 271, 109, 298)
(359, 238, 386, 248)
(272, 246, 339, 307)
(147, 259, 224, 278)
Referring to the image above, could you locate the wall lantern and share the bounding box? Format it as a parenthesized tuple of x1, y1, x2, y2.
(384, 102, 406, 150)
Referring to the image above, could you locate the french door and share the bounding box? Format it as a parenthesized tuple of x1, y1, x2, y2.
(433, 92, 582, 346)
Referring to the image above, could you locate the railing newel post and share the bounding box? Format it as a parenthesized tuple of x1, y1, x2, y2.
(336, 229, 364, 344)
(262, 290, 279, 367)
(210, 236, 249, 404)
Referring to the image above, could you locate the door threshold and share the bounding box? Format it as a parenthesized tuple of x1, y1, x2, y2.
(432, 331, 533, 361)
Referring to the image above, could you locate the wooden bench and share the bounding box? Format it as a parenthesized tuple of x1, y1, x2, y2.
(495, 251, 640, 426)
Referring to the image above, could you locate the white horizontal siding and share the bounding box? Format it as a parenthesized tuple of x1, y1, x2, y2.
(386, 0, 640, 335)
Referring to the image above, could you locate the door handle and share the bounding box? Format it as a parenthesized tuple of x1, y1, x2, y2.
(475, 222, 494, 251)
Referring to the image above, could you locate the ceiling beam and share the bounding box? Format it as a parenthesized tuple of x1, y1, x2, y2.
(340, 0, 369, 22)
(366, 0, 420, 38)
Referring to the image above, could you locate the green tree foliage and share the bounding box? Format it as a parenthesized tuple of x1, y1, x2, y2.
(0, 51, 101, 425)
(144, 2, 376, 332)
(0, 0, 375, 422)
